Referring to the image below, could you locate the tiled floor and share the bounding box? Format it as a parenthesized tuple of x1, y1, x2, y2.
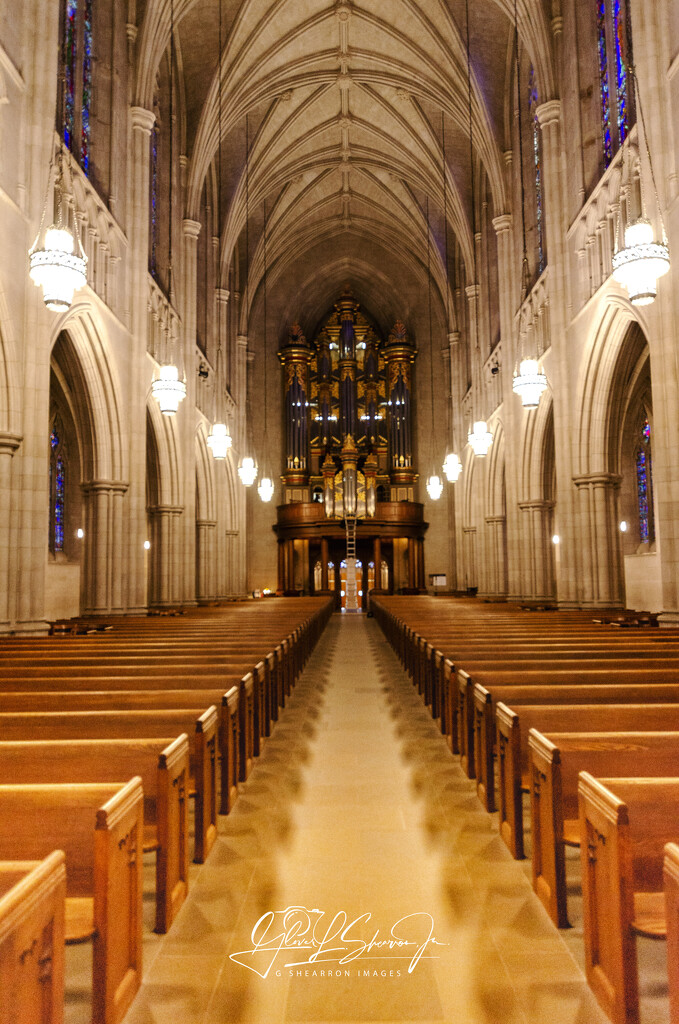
(66, 614, 667, 1023)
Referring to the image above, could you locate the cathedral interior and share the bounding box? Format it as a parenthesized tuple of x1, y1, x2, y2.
(2, 0, 679, 1022)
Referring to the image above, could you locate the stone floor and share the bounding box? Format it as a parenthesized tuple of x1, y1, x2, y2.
(65, 612, 669, 1024)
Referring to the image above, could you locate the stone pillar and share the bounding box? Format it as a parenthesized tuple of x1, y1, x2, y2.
(196, 519, 217, 603)
(573, 474, 623, 607)
(0, 434, 22, 628)
(536, 100, 579, 607)
(285, 539, 294, 591)
(373, 536, 381, 582)
(180, 218, 202, 607)
(407, 537, 416, 588)
(417, 538, 425, 591)
(148, 504, 184, 607)
(483, 514, 508, 600)
(277, 539, 285, 594)
(462, 527, 477, 591)
(126, 106, 157, 614)
(518, 501, 555, 602)
(321, 537, 329, 590)
(81, 481, 129, 614)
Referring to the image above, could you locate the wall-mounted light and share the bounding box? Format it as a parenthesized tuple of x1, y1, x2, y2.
(76, 528, 84, 539)
(552, 534, 560, 545)
(620, 520, 628, 533)
(144, 540, 151, 550)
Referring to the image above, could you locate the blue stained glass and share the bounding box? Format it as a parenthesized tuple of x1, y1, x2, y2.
(597, 0, 613, 167)
(636, 448, 649, 543)
(613, 0, 628, 145)
(643, 419, 651, 443)
(150, 123, 159, 276)
(81, 0, 92, 173)
(54, 457, 65, 552)
(64, 0, 77, 151)
(529, 68, 545, 274)
(50, 429, 59, 450)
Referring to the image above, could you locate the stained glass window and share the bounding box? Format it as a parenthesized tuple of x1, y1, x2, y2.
(597, 0, 613, 167)
(49, 424, 67, 555)
(61, 0, 92, 175)
(81, 0, 92, 174)
(597, 0, 632, 169)
(529, 68, 545, 275)
(150, 121, 159, 277)
(636, 418, 653, 545)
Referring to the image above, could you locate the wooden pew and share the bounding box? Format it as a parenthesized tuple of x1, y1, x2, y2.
(663, 843, 679, 1024)
(0, 708, 218, 867)
(528, 730, 679, 928)
(497, 703, 679, 861)
(0, 850, 66, 1024)
(0, 737, 189, 935)
(0, 779, 143, 1024)
(456, 665, 679, 784)
(578, 774, 679, 1024)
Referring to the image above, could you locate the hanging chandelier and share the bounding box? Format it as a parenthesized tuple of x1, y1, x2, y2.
(151, 0, 186, 417)
(29, 56, 87, 312)
(258, 476, 274, 502)
(152, 362, 186, 415)
(468, 420, 493, 458)
(426, 474, 444, 500)
(443, 451, 462, 482)
(238, 455, 258, 486)
(512, 357, 547, 408)
(612, 218, 669, 306)
(611, 61, 670, 305)
(207, 420, 232, 459)
(510, 0, 548, 410)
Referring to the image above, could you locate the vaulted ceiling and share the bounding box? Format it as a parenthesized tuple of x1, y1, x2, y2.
(144, 0, 554, 337)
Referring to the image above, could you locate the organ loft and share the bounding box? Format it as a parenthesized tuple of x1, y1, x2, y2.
(275, 289, 428, 606)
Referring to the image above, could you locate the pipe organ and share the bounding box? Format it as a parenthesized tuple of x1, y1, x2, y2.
(274, 288, 428, 601)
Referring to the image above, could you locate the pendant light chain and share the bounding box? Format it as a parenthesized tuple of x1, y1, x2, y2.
(513, 0, 529, 299)
(168, 0, 174, 301)
(441, 109, 461, 482)
(258, 197, 274, 501)
(425, 195, 443, 500)
(206, 0, 231, 452)
(631, 65, 668, 245)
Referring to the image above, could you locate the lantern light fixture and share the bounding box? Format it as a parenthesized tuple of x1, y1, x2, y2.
(29, 32, 87, 313)
(612, 60, 670, 306)
(151, 0, 186, 417)
(612, 218, 670, 306)
(238, 455, 258, 486)
(426, 474, 444, 500)
(512, 357, 548, 408)
(152, 362, 186, 415)
(443, 451, 462, 482)
(206, 420, 232, 460)
(258, 476, 275, 502)
(468, 420, 494, 458)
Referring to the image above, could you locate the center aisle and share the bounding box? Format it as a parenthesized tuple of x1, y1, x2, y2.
(123, 613, 607, 1024)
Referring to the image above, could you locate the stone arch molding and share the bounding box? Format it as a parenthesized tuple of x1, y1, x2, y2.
(50, 302, 126, 484)
(519, 390, 554, 501)
(576, 299, 651, 479)
(146, 395, 183, 508)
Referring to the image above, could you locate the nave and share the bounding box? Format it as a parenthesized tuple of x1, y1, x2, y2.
(65, 613, 628, 1024)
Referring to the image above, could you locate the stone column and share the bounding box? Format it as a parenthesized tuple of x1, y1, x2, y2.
(321, 537, 329, 590)
(483, 514, 508, 600)
(518, 501, 555, 602)
(462, 526, 477, 591)
(196, 519, 217, 602)
(573, 474, 623, 607)
(536, 99, 579, 607)
(0, 434, 22, 628)
(277, 539, 286, 595)
(126, 106, 157, 614)
(147, 504, 184, 607)
(373, 536, 381, 582)
(407, 538, 416, 588)
(417, 538, 425, 591)
(180, 218, 202, 607)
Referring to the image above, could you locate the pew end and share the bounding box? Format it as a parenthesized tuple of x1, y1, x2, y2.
(0, 850, 66, 1024)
